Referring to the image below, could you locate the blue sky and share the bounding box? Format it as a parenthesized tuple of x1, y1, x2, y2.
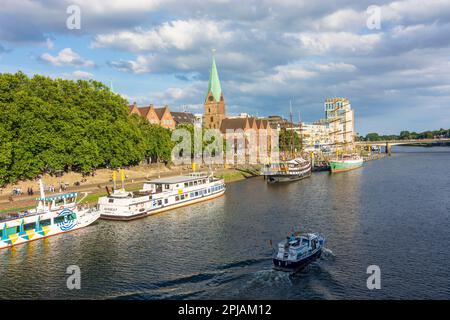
(1, 0, 449, 135)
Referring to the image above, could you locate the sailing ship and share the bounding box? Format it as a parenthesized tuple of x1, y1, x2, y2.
(0, 180, 100, 250)
(98, 172, 226, 221)
(273, 231, 325, 272)
(262, 157, 311, 183)
(329, 153, 363, 173)
(262, 102, 312, 183)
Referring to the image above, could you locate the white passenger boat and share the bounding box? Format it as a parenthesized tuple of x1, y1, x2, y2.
(98, 172, 226, 221)
(0, 180, 100, 250)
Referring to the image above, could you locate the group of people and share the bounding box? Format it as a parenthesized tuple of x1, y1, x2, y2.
(27, 187, 34, 196)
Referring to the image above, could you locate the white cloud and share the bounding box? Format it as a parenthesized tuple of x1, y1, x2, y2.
(286, 31, 383, 55)
(72, 70, 94, 79)
(40, 48, 95, 67)
(92, 19, 233, 52)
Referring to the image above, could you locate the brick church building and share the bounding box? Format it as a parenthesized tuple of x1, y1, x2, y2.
(203, 53, 273, 162)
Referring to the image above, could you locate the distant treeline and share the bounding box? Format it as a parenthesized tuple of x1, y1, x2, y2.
(0, 72, 173, 186)
(358, 129, 450, 142)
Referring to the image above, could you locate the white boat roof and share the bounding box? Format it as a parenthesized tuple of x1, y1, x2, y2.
(146, 175, 207, 184)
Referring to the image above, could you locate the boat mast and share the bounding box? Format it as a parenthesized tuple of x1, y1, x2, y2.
(289, 100, 294, 158)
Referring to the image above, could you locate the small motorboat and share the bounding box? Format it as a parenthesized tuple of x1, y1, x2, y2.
(273, 232, 325, 272)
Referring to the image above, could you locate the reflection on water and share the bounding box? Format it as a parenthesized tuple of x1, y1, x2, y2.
(1, 146, 450, 299)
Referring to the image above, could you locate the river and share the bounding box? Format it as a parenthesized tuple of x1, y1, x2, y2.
(1, 146, 449, 299)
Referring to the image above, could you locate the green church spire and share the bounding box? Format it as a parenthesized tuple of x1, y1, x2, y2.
(207, 49, 222, 102)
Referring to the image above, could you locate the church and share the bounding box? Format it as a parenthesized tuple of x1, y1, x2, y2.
(203, 52, 273, 162)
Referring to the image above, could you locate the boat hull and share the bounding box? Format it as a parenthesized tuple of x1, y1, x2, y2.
(100, 189, 226, 221)
(0, 210, 100, 250)
(265, 169, 311, 183)
(273, 248, 322, 272)
(329, 159, 363, 173)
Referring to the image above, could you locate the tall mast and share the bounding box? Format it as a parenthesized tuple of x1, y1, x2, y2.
(289, 100, 294, 157)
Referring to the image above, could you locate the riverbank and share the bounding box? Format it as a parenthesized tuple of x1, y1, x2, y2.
(0, 166, 256, 214)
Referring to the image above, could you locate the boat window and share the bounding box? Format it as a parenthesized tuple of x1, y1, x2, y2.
(108, 199, 114, 203)
(164, 199, 168, 204)
(0, 229, 2, 237)
(208, 188, 210, 193)
(40, 219, 51, 227)
(158, 200, 162, 205)
(203, 179, 206, 184)
(24, 222, 36, 231)
(189, 182, 193, 187)
(184, 183, 188, 187)
(54, 216, 65, 224)
(165, 184, 170, 189)
(181, 195, 185, 200)
(194, 181, 198, 186)
(175, 196, 180, 201)
(6, 226, 19, 235)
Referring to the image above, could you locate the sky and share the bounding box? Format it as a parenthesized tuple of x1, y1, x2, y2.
(0, 0, 449, 135)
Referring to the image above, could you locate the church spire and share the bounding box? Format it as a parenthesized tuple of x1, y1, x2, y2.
(207, 49, 222, 102)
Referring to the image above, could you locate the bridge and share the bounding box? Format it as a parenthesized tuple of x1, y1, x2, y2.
(356, 138, 450, 154)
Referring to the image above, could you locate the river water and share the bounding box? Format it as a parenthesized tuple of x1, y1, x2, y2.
(1, 146, 449, 299)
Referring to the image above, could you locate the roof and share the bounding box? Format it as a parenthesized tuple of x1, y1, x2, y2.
(154, 106, 170, 120)
(207, 55, 222, 102)
(220, 117, 249, 133)
(137, 105, 153, 118)
(171, 112, 195, 125)
(36, 192, 79, 201)
(146, 175, 205, 184)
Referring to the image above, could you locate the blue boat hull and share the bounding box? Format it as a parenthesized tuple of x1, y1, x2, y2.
(273, 248, 322, 272)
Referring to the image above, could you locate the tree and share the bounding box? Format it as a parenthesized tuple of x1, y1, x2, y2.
(279, 129, 301, 153)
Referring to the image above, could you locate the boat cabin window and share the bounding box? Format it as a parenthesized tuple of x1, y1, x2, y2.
(40, 219, 51, 227)
(108, 199, 114, 203)
(165, 184, 170, 190)
(181, 194, 185, 200)
(24, 222, 36, 231)
(301, 238, 309, 246)
(157, 200, 162, 205)
(184, 183, 188, 187)
(189, 182, 193, 187)
(164, 199, 168, 204)
(54, 216, 65, 224)
(175, 196, 180, 201)
(194, 181, 198, 186)
(7, 226, 19, 235)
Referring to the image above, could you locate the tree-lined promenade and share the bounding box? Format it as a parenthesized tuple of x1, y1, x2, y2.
(0, 72, 173, 186)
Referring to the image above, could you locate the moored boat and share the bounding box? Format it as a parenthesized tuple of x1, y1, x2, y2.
(0, 180, 100, 250)
(98, 172, 225, 221)
(262, 157, 312, 183)
(273, 232, 325, 272)
(329, 153, 363, 173)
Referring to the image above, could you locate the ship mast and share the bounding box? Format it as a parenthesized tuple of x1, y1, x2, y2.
(289, 100, 294, 158)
